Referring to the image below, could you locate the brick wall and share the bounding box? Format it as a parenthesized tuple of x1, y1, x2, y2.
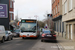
(9, 0, 14, 22)
(52, 0, 61, 18)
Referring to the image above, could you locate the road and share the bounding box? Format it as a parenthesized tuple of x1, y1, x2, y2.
(0, 37, 62, 50)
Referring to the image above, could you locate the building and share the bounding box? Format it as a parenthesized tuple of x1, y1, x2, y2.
(52, 0, 63, 36)
(9, 0, 15, 31)
(0, 0, 14, 30)
(0, 0, 9, 30)
(9, 0, 14, 22)
(62, 0, 75, 41)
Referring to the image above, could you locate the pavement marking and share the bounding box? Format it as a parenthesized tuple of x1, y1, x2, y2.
(56, 44, 63, 50)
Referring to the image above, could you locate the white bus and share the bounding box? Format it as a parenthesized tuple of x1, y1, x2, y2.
(19, 19, 40, 39)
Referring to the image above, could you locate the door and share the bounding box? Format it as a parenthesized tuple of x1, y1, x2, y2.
(70, 25, 73, 40)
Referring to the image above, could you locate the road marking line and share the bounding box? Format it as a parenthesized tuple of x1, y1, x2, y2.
(56, 44, 62, 50)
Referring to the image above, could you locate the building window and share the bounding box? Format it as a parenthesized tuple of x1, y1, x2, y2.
(52, 0, 54, 3)
(69, 0, 72, 11)
(58, 4, 60, 12)
(54, 23, 56, 31)
(54, 8, 55, 15)
(53, 9, 54, 16)
(57, 22, 58, 32)
(56, 6, 57, 14)
(62, 22, 64, 32)
(10, 1, 13, 8)
(60, 20, 61, 32)
(10, 13, 12, 20)
(52, 11, 54, 15)
(64, 1, 67, 14)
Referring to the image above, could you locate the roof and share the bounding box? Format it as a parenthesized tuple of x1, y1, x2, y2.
(21, 19, 37, 20)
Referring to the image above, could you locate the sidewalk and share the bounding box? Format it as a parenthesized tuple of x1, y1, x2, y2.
(57, 36, 75, 50)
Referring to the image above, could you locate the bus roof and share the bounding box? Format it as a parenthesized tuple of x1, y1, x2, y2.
(21, 19, 37, 20)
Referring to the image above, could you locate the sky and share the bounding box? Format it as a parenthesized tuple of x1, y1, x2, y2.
(14, 0, 52, 21)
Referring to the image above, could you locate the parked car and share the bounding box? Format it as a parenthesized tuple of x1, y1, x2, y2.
(5, 31, 13, 41)
(0, 25, 6, 43)
(13, 29, 20, 37)
(41, 30, 56, 42)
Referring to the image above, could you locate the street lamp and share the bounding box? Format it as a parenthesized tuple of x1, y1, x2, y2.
(34, 15, 38, 20)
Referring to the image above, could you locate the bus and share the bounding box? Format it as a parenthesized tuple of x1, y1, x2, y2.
(19, 19, 40, 39)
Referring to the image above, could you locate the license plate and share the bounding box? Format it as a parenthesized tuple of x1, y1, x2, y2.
(27, 35, 29, 37)
(47, 35, 52, 37)
(27, 34, 29, 37)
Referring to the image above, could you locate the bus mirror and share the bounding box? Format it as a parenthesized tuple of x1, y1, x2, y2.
(19, 23, 21, 25)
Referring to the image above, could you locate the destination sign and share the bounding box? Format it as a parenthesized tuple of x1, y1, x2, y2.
(21, 20, 36, 23)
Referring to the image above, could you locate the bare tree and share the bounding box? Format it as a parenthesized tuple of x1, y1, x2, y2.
(37, 21, 45, 28)
(43, 14, 54, 29)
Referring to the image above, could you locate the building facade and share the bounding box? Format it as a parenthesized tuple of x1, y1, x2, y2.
(0, 0, 14, 30)
(9, 0, 15, 31)
(0, 0, 9, 30)
(62, 0, 75, 41)
(9, 0, 14, 22)
(52, 0, 63, 36)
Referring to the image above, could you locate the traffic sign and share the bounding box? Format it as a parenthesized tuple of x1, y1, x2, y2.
(0, 4, 8, 18)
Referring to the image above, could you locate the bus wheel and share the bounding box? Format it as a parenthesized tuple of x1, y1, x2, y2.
(41, 40, 43, 42)
(22, 37, 24, 39)
(35, 37, 38, 39)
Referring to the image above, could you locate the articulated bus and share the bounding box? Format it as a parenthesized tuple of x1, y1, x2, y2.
(19, 19, 40, 39)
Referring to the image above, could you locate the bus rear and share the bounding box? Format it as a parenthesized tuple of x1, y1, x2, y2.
(19, 19, 40, 39)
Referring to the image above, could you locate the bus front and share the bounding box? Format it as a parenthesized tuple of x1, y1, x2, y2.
(20, 19, 39, 39)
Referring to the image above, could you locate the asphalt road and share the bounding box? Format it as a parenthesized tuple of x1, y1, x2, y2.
(0, 37, 62, 50)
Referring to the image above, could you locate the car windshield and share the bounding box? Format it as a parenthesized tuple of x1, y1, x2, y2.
(5, 31, 8, 34)
(43, 31, 51, 34)
(20, 23, 36, 32)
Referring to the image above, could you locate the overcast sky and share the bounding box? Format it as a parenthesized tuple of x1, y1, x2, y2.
(14, 0, 52, 21)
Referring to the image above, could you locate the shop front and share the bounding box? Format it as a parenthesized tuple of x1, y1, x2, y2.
(9, 20, 16, 32)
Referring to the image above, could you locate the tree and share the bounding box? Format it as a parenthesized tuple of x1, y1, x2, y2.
(14, 15, 19, 29)
(43, 15, 54, 29)
(37, 21, 45, 28)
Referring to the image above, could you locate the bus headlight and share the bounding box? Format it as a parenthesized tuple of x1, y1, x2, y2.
(34, 34, 36, 36)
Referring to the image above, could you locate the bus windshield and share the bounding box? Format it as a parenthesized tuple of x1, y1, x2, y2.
(20, 23, 36, 32)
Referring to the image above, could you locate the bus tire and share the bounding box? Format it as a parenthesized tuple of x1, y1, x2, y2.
(35, 37, 38, 39)
(22, 37, 24, 39)
(41, 40, 43, 42)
